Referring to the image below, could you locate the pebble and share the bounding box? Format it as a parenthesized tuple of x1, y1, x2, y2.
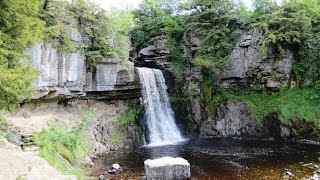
(283, 171, 294, 179)
(286, 171, 294, 176)
(98, 175, 106, 180)
(112, 164, 121, 170)
(311, 174, 319, 180)
(108, 163, 122, 175)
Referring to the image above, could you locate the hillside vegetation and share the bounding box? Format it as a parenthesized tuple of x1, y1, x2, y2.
(131, 0, 320, 125)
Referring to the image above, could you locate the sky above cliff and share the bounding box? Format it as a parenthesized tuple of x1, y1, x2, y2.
(90, 0, 256, 10)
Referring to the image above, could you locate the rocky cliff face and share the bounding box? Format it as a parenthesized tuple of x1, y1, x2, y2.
(24, 42, 140, 100)
(200, 101, 261, 138)
(131, 34, 171, 71)
(219, 29, 294, 90)
(24, 42, 86, 99)
(13, 27, 143, 159)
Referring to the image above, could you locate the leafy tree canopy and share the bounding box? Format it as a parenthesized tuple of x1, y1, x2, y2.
(0, 0, 43, 111)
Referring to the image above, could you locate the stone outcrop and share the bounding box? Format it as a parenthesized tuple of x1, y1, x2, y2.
(24, 42, 86, 99)
(219, 29, 294, 89)
(144, 157, 191, 180)
(131, 33, 171, 71)
(85, 59, 140, 100)
(24, 42, 140, 100)
(183, 31, 202, 61)
(185, 68, 203, 126)
(200, 101, 261, 138)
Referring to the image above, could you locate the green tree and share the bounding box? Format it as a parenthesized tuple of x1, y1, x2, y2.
(186, 0, 242, 71)
(0, 0, 44, 111)
(0, 0, 45, 64)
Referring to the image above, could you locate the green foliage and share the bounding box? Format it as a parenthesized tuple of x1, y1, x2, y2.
(187, 0, 242, 72)
(73, 109, 94, 133)
(288, 0, 320, 85)
(114, 107, 142, 127)
(205, 87, 320, 126)
(39, 0, 76, 52)
(186, 114, 198, 131)
(131, 0, 180, 48)
(0, 64, 37, 111)
(0, 113, 5, 126)
(40, 0, 134, 64)
(0, 0, 45, 64)
(252, 1, 312, 58)
(0, 113, 7, 137)
(109, 132, 123, 143)
(0, 0, 43, 111)
(34, 127, 86, 179)
(240, 88, 320, 125)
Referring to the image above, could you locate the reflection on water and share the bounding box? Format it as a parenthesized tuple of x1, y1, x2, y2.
(92, 138, 320, 179)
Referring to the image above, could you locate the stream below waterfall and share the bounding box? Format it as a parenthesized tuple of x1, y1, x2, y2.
(92, 138, 320, 179)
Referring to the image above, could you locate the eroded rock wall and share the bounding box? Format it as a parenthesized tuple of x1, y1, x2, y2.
(200, 101, 261, 138)
(24, 42, 86, 99)
(24, 42, 140, 100)
(219, 29, 294, 89)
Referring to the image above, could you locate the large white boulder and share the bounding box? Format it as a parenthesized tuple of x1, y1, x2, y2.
(144, 157, 190, 180)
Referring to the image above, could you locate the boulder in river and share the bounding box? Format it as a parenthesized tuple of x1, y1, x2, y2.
(144, 157, 190, 179)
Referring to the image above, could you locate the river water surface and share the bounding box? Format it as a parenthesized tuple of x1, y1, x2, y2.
(92, 138, 320, 179)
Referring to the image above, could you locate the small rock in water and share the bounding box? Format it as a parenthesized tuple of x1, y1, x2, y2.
(108, 163, 122, 175)
(312, 174, 319, 180)
(98, 175, 106, 180)
(283, 171, 294, 179)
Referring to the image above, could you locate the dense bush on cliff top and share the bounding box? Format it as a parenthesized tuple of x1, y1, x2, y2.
(40, 0, 134, 64)
(0, 0, 133, 111)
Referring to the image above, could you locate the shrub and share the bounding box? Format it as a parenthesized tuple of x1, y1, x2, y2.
(34, 127, 87, 179)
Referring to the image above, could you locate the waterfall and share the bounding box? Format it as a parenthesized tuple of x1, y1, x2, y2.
(137, 67, 184, 146)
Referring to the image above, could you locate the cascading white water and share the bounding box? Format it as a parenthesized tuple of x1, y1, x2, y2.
(137, 67, 184, 146)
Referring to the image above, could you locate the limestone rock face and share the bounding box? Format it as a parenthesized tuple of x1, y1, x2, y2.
(24, 42, 86, 99)
(86, 60, 137, 91)
(24, 42, 140, 100)
(144, 157, 190, 180)
(200, 101, 261, 138)
(85, 59, 140, 100)
(219, 29, 294, 89)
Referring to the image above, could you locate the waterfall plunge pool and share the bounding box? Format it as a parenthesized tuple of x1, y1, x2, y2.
(91, 138, 320, 179)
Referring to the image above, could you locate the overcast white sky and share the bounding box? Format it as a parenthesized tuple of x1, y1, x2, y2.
(90, 0, 255, 10)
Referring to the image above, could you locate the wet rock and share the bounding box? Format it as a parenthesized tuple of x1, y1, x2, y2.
(98, 175, 106, 180)
(144, 157, 190, 180)
(312, 174, 319, 180)
(200, 101, 261, 138)
(110, 147, 118, 151)
(108, 164, 122, 175)
(283, 171, 294, 179)
(112, 164, 121, 170)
